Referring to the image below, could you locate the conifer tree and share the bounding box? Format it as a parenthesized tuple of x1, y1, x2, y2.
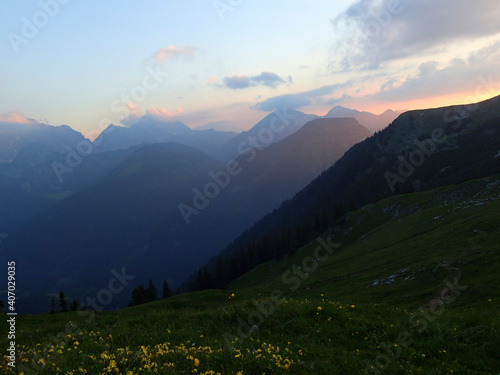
(146, 279, 158, 302)
(162, 280, 173, 299)
(59, 291, 68, 312)
(69, 299, 81, 311)
(130, 285, 147, 306)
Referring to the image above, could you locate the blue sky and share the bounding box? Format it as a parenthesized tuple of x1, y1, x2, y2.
(1, 0, 500, 138)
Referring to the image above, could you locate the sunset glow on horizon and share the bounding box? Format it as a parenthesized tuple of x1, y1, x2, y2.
(1, 1, 499, 135)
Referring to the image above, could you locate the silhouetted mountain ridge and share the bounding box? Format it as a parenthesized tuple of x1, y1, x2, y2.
(2, 117, 373, 313)
(1, 143, 224, 299)
(326, 105, 405, 133)
(138, 117, 372, 290)
(184, 95, 500, 291)
(94, 117, 236, 159)
(216, 109, 318, 161)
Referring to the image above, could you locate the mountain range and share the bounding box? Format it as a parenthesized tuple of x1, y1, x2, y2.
(2, 115, 372, 313)
(216, 109, 318, 161)
(94, 116, 237, 159)
(0, 102, 438, 313)
(0, 105, 396, 233)
(0, 121, 132, 233)
(0, 121, 85, 163)
(325, 106, 405, 133)
(185, 95, 500, 290)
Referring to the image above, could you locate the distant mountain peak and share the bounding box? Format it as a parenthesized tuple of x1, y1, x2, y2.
(327, 106, 363, 116)
(92, 116, 236, 156)
(132, 116, 191, 132)
(302, 117, 362, 130)
(325, 105, 404, 132)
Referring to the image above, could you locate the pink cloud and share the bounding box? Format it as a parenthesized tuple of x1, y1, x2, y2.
(207, 76, 219, 85)
(0, 111, 36, 124)
(126, 102, 143, 116)
(121, 105, 184, 126)
(146, 108, 176, 118)
(151, 45, 195, 64)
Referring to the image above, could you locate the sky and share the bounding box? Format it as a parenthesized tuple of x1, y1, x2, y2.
(1, 0, 500, 138)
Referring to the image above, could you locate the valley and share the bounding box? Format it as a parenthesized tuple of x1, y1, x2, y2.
(2, 174, 498, 374)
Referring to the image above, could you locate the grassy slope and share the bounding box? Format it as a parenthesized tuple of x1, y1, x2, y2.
(2, 176, 499, 374)
(230, 175, 500, 311)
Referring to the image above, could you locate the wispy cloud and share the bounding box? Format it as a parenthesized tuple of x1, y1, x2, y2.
(252, 82, 353, 111)
(151, 45, 195, 65)
(121, 104, 184, 127)
(332, 0, 500, 70)
(371, 40, 500, 102)
(223, 75, 254, 90)
(207, 76, 219, 85)
(250, 72, 286, 88)
(217, 72, 288, 90)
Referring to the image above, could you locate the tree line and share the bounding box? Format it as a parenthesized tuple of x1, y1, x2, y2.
(128, 279, 173, 307)
(185, 115, 500, 293)
(50, 291, 81, 313)
(49, 279, 174, 313)
(188, 202, 346, 291)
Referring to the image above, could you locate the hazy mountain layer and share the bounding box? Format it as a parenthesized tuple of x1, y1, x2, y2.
(93, 116, 237, 159)
(326, 105, 404, 133)
(1, 143, 224, 301)
(191, 95, 500, 286)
